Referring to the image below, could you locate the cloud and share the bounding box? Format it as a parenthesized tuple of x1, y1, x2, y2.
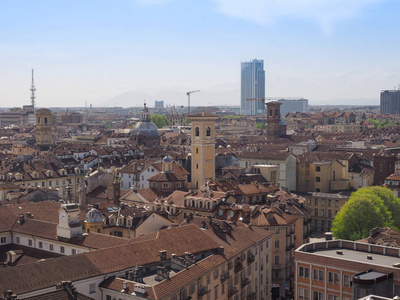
(214, 0, 385, 34)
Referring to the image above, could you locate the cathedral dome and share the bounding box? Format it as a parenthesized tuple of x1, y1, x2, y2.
(130, 103, 159, 138)
(85, 207, 103, 223)
(163, 155, 172, 163)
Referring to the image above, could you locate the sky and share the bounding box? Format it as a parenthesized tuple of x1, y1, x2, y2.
(1, 0, 400, 108)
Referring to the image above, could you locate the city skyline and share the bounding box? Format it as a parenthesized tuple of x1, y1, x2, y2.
(1, 0, 400, 108)
(241, 59, 265, 115)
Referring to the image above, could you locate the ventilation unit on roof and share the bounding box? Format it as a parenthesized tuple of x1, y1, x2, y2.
(336, 250, 343, 255)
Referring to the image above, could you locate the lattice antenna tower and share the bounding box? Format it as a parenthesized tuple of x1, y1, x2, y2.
(30, 69, 36, 108)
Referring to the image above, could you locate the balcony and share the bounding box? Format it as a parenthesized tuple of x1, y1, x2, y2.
(241, 278, 251, 288)
(247, 292, 257, 300)
(247, 253, 255, 264)
(272, 264, 283, 270)
(221, 271, 229, 282)
(234, 261, 243, 273)
(228, 287, 238, 298)
(198, 286, 209, 297)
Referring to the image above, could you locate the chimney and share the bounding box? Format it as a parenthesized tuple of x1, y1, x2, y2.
(218, 246, 225, 254)
(123, 281, 128, 290)
(18, 214, 25, 224)
(5, 290, 17, 300)
(159, 250, 167, 261)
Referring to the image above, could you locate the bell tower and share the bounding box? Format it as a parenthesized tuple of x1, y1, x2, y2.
(189, 113, 218, 189)
(266, 101, 285, 141)
(35, 108, 52, 149)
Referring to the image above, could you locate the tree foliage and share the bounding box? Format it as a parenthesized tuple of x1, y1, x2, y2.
(366, 118, 395, 129)
(150, 114, 169, 128)
(256, 123, 266, 129)
(331, 186, 400, 240)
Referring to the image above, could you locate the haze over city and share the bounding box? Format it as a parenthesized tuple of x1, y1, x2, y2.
(2, 0, 400, 107)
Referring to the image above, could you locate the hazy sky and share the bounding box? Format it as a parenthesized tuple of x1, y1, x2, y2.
(1, 0, 400, 108)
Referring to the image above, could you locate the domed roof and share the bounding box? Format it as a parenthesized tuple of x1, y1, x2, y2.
(163, 155, 172, 163)
(85, 207, 103, 223)
(130, 121, 160, 137)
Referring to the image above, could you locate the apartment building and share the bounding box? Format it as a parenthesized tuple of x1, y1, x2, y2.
(295, 239, 400, 300)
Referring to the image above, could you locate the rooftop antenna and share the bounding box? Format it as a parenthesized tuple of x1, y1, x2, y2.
(30, 69, 36, 108)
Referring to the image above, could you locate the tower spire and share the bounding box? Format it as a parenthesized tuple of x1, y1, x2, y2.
(30, 69, 36, 108)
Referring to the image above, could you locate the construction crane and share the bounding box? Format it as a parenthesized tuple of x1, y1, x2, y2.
(186, 90, 200, 116)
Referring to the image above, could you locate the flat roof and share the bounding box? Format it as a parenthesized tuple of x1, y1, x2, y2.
(304, 248, 400, 268)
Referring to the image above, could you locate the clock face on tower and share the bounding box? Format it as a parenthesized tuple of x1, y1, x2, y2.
(293, 148, 301, 156)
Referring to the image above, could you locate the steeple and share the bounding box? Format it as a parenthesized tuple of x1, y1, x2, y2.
(140, 103, 150, 122)
(30, 69, 36, 108)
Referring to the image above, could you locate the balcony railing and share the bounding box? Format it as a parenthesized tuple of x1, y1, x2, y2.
(241, 278, 251, 288)
(198, 286, 208, 297)
(247, 292, 257, 300)
(247, 254, 255, 264)
(228, 287, 238, 298)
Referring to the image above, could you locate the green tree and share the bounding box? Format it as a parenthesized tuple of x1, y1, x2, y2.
(331, 186, 398, 240)
(150, 114, 169, 128)
(256, 123, 266, 129)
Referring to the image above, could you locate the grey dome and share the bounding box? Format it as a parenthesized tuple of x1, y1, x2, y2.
(280, 115, 286, 125)
(85, 207, 103, 223)
(130, 121, 160, 137)
(163, 155, 172, 163)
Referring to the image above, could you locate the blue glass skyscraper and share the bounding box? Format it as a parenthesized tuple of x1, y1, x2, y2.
(241, 59, 265, 115)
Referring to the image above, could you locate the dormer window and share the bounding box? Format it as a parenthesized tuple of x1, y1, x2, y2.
(46, 170, 53, 177)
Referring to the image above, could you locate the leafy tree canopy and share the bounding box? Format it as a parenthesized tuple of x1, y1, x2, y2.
(331, 186, 400, 240)
(150, 114, 169, 128)
(256, 123, 266, 129)
(366, 118, 395, 129)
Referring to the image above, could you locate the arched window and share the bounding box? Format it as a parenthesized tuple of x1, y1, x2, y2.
(199, 202, 203, 209)
(316, 166, 321, 172)
(207, 202, 211, 209)
(44, 117, 48, 124)
(206, 126, 211, 137)
(316, 188, 321, 192)
(38, 117, 40, 123)
(195, 127, 200, 136)
(192, 200, 195, 207)
(184, 199, 187, 206)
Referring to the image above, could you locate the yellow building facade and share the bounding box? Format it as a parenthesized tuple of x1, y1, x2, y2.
(189, 113, 218, 189)
(35, 108, 52, 149)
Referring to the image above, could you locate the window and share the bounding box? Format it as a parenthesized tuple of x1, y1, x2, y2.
(328, 272, 339, 284)
(61, 246, 65, 254)
(321, 199, 325, 206)
(328, 210, 331, 218)
(274, 255, 279, 265)
(195, 127, 200, 136)
(313, 269, 324, 281)
(106, 296, 111, 300)
(299, 266, 310, 278)
(196, 148, 199, 154)
(189, 284, 195, 295)
(316, 166, 321, 172)
(314, 209, 318, 216)
(328, 295, 338, 300)
(16, 236, 20, 244)
(206, 126, 211, 137)
(214, 286, 218, 300)
(316, 177, 320, 182)
(163, 183, 169, 188)
(299, 288, 310, 300)
(196, 164, 199, 169)
(72, 249, 77, 255)
(38, 241, 43, 248)
(221, 282, 225, 295)
(314, 198, 318, 205)
(313, 291, 324, 300)
(275, 240, 280, 248)
(28, 239, 32, 246)
(328, 200, 331, 207)
(343, 275, 351, 287)
(50, 244, 54, 251)
(335, 200, 338, 208)
(207, 274, 210, 284)
(89, 283, 95, 294)
(321, 209, 324, 217)
(305, 180, 310, 186)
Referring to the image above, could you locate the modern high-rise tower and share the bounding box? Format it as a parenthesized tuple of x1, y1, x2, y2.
(241, 59, 265, 115)
(380, 89, 400, 114)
